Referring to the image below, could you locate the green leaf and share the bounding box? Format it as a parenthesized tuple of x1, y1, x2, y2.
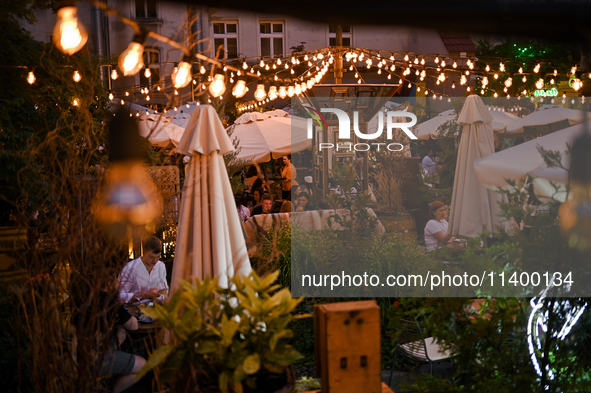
(137, 345, 175, 379)
(242, 353, 261, 375)
(269, 329, 293, 351)
(194, 339, 217, 354)
(219, 371, 230, 393)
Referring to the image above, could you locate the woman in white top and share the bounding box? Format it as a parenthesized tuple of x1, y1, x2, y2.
(424, 201, 456, 251)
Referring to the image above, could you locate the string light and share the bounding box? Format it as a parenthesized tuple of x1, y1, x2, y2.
(171, 54, 193, 88)
(108, 92, 114, 100)
(209, 73, 226, 97)
(111, 69, 118, 80)
(53, 5, 88, 55)
(27, 71, 36, 85)
(144, 68, 151, 78)
(278, 85, 287, 99)
(254, 83, 267, 101)
(118, 32, 146, 76)
(268, 86, 278, 100)
(232, 80, 248, 98)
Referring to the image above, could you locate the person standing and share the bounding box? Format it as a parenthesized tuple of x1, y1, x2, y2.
(118, 236, 169, 303)
(281, 155, 298, 200)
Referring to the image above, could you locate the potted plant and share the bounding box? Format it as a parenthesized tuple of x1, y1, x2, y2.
(138, 271, 302, 393)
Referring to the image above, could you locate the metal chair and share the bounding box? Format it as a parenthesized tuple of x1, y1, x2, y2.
(388, 317, 456, 386)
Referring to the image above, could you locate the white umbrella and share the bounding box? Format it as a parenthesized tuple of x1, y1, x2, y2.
(474, 122, 585, 203)
(171, 105, 252, 292)
(448, 95, 508, 237)
(506, 105, 591, 137)
(414, 109, 519, 140)
(229, 110, 311, 163)
(137, 114, 185, 148)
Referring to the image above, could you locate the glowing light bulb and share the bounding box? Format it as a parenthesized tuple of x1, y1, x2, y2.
(200, 65, 206, 74)
(522, 76, 527, 82)
(287, 86, 295, 97)
(144, 68, 151, 78)
(435, 56, 439, 63)
(573, 79, 583, 91)
(518, 67, 523, 74)
(504, 77, 513, 87)
(209, 74, 226, 97)
(460, 75, 467, 85)
(53, 6, 88, 55)
(146, 95, 150, 101)
(125, 91, 129, 96)
(278, 86, 287, 99)
(72, 98, 79, 106)
(27, 71, 36, 84)
(232, 80, 247, 98)
(499, 62, 505, 72)
(482, 76, 489, 86)
(294, 84, 302, 95)
(535, 78, 544, 89)
(550, 78, 555, 84)
(242, 61, 248, 69)
(254, 84, 267, 101)
(172, 60, 192, 88)
(453, 61, 457, 68)
(452, 82, 456, 89)
(268, 86, 278, 100)
(111, 69, 118, 80)
(441, 60, 446, 68)
(108, 92, 114, 100)
(119, 41, 145, 76)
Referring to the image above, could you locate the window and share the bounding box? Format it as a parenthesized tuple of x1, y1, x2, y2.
(135, 0, 157, 19)
(139, 48, 160, 88)
(329, 24, 351, 46)
(260, 21, 284, 57)
(212, 21, 238, 59)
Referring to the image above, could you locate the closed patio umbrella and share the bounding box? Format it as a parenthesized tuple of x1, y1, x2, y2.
(448, 95, 508, 237)
(171, 105, 252, 292)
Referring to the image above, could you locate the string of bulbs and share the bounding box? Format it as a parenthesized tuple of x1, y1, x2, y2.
(38, 1, 588, 113)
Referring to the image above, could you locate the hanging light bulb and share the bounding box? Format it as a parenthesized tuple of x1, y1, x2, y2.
(482, 76, 489, 86)
(518, 67, 523, 74)
(434, 56, 439, 63)
(27, 71, 36, 85)
(499, 62, 505, 72)
(494, 73, 499, 79)
(452, 82, 456, 89)
(504, 77, 513, 87)
(144, 67, 151, 78)
(125, 91, 129, 97)
(294, 83, 302, 95)
(278, 85, 287, 99)
(108, 92, 114, 101)
(572, 79, 583, 91)
(72, 98, 79, 106)
(111, 69, 118, 80)
(550, 78, 555, 84)
(534, 63, 541, 73)
(254, 83, 267, 101)
(460, 75, 467, 85)
(535, 78, 544, 89)
(287, 85, 295, 97)
(485, 64, 490, 72)
(52, 5, 88, 55)
(118, 32, 147, 76)
(171, 53, 193, 88)
(146, 94, 150, 101)
(452, 61, 457, 68)
(467, 86, 471, 92)
(209, 73, 226, 97)
(441, 59, 446, 68)
(522, 76, 527, 82)
(232, 80, 248, 98)
(268, 86, 278, 100)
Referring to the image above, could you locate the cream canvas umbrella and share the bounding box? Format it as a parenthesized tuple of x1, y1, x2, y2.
(230, 109, 311, 163)
(448, 95, 508, 237)
(171, 105, 252, 292)
(474, 122, 585, 203)
(137, 114, 185, 148)
(505, 105, 591, 137)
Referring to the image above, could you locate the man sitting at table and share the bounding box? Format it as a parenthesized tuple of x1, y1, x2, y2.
(119, 236, 169, 303)
(251, 194, 275, 216)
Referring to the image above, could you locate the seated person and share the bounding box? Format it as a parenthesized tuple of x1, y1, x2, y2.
(99, 305, 146, 393)
(235, 193, 250, 223)
(295, 191, 314, 212)
(251, 194, 275, 216)
(280, 200, 293, 213)
(244, 166, 263, 192)
(119, 236, 169, 303)
(422, 149, 438, 176)
(289, 185, 302, 202)
(424, 201, 456, 252)
(250, 188, 262, 212)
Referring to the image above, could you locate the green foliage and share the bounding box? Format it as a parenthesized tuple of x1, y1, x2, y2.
(140, 271, 303, 393)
